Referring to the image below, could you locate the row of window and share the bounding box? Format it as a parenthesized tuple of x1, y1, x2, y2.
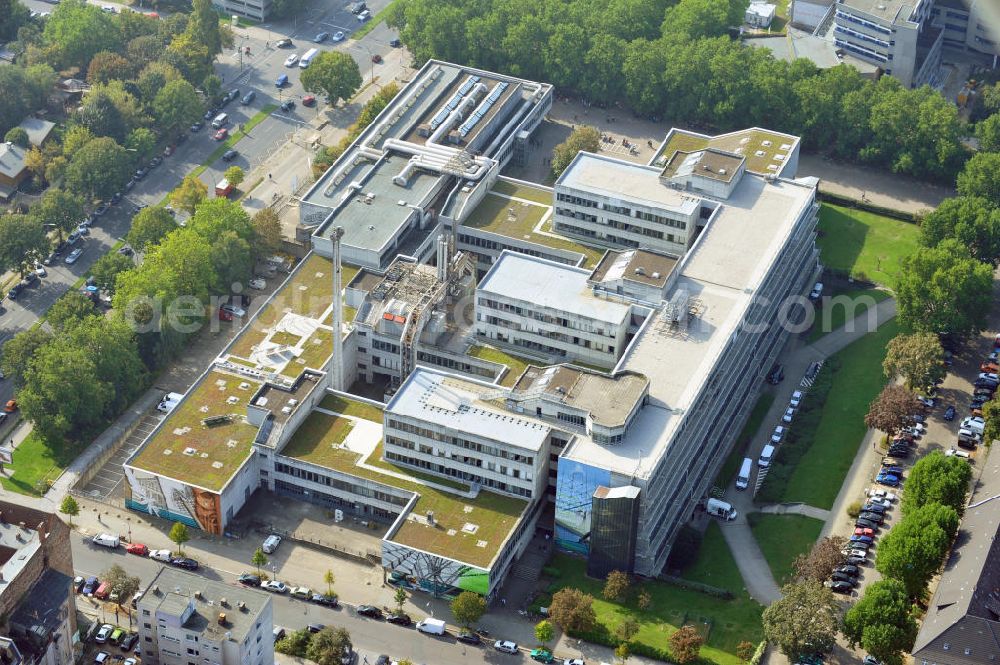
(384, 449, 534, 497)
(456, 232, 574, 263)
(386, 418, 536, 462)
(274, 462, 411, 506)
(556, 192, 599, 208)
(555, 207, 598, 224)
(479, 314, 617, 353)
(834, 24, 890, 48)
(556, 195, 688, 230)
(834, 38, 890, 63)
(372, 339, 399, 354)
(387, 435, 530, 479)
(607, 219, 667, 240)
(835, 10, 893, 35)
(477, 297, 615, 334)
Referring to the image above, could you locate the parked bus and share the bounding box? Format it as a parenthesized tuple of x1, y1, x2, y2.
(299, 48, 319, 68)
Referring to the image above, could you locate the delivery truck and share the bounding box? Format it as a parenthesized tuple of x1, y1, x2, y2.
(416, 618, 446, 635)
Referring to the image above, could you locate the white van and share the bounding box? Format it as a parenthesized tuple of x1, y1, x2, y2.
(771, 426, 785, 444)
(92, 533, 120, 548)
(758, 444, 775, 468)
(736, 457, 753, 490)
(706, 498, 737, 521)
(211, 112, 229, 128)
(415, 618, 446, 635)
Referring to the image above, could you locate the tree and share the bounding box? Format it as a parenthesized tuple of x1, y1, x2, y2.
(615, 642, 630, 665)
(251, 547, 267, 576)
(3, 127, 28, 148)
(60, 494, 79, 525)
(102, 563, 141, 606)
(153, 79, 203, 135)
(393, 586, 407, 614)
(843, 579, 917, 665)
(875, 506, 953, 597)
(615, 617, 639, 645)
(919, 196, 1000, 265)
(1, 327, 52, 388)
(252, 207, 283, 256)
(636, 588, 651, 610)
(276, 629, 311, 657)
(127, 127, 157, 162)
(603, 570, 630, 601)
(450, 590, 486, 628)
(901, 451, 972, 516)
(864, 384, 920, 435)
(170, 175, 208, 216)
(90, 249, 133, 294)
(793, 536, 848, 583)
(202, 73, 222, 101)
(324, 569, 335, 597)
(300, 51, 362, 106)
(65, 137, 130, 200)
(896, 240, 993, 336)
(957, 152, 1000, 205)
(983, 399, 1000, 445)
(223, 166, 245, 188)
(761, 582, 839, 658)
(127, 207, 177, 252)
(534, 620, 554, 647)
(548, 588, 597, 635)
(883, 332, 945, 389)
(0, 214, 49, 278)
(736, 640, 756, 664)
(976, 114, 1000, 152)
(670, 625, 705, 664)
(42, 0, 121, 70)
(185, 0, 222, 58)
(47, 291, 97, 331)
(33, 188, 84, 242)
(552, 126, 601, 177)
(169, 521, 189, 555)
(305, 626, 351, 665)
(87, 50, 132, 84)
(0, 0, 30, 42)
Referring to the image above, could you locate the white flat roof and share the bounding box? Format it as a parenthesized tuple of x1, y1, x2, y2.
(556, 152, 700, 216)
(563, 174, 817, 476)
(478, 251, 632, 324)
(387, 367, 552, 452)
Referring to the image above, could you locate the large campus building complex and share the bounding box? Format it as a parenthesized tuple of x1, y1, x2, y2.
(123, 61, 821, 598)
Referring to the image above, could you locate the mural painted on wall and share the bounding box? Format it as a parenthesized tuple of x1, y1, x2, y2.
(124, 467, 223, 535)
(555, 458, 610, 555)
(382, 541, 491, 597)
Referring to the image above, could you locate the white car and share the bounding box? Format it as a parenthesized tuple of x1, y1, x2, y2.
(65, 248, 84, 265)
(290, 586, 312, 598)
(95, 624, 114, 643)
(95, 653, 110, 665)
(332, 31, 345, 41)
(249, 278, 267, 290)
(262, 580, 288, 593)
(565, 660, 585, 665)
(493, 640, 518, 654)
(945, 448, 971, 459)
(789, 390, 803, 408)
(262, 534, 281, 553)
(840, 548, 868, 559)
(149, 549, 172, 562)
(771, 426, 785, 444)
(284, 53, 299, 67)
(869, 488, 896, 502)
(782, 407, 795, 424)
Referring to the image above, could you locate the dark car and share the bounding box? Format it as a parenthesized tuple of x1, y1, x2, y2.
(861, 503, 886, 515)
(149, 155, 162, 168)
(943, 405, 956, 421)
(767, 364, 784, 385)
(830, 572, 857, 586)
(389, 38, 401, 47)
(83, 576, 99, 595)
(881, 465, 904, 476)
(456, 630, 481, 645)
(858, 512, 884, 524)
(835, 564, 860, 577)
(855, 518, 879, 530)
(238, 573, 261, 587)
(226, 88, 240, 103)
(828, 580, 854, 594)
(169, 557, 199, 570)
(191, 121, 204, 132)
(42, 251, 57, 266)
(887, 446, 911, 458)
(204, 108, 216, 121)
(314, 31, 329, 42)
(120, 634, 139, 652)
(310, 594, 339, 607)
(241, 91, 256, 105)
(280, 100, 295, 112)
(276, 38, 293, 47)
(7, 283, 23, 300)
(387, 613, 412, 626)
(850, 534, 874, 546)
(222, 149, 238, 162)
(307, 624, 325, 634)
(357, 605, 383, 619)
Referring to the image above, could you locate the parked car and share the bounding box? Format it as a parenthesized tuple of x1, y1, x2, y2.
(280, 100, 295, 112)
(771, 426, 785, 444)
(767, 364, 784, 384)
(789, 390, 803, 407)
(83, 576, 99, 595)
(121, 634, 139, 652)
(95, 653, 110, 665)
(371, 54, 382, 63)
(262, 580, 288, 593)
(530, 649, 554, 664)
(944, 405, 956, 421)
(169, 557, 199, 570)
(456, 629, 481, 644)
(307, 624, 325, 634)
(849, 534, 874, 545)
(276, 73, 289, 87)
(126, 543, 148, 556)
(262, 534, 281, 553)
(65, 248, 84, 265)
(858, 512, 884, 525)
(332, 31, 345, 41)
(303, 95, 316, 106)
(869, 488, 896, 502)
(917, 395, 935, 408)
(782, 407, 794, 424)
(284, 53, 299, 67)
(357, 605, 383, 619)
(494, 641, 519, 655)
(310, 593, 338, 607)
(148, 549, 172, 562)
(826, 580, 854, 594)
(290, 586, 312, 599)
(830, 572, 858, 585)
(214, 128, 229, 140)
(314, 31, 329, 42)
(95, 625, 114, 643)
(238, 573, 261, 587)
(835, 564, 860, 577)
(946, 448, 972, 460)
(389, 38, 401, 47)
(222, 149, 238, 162)
(887, 446, 911, 458)
(241, 91, 256, 105)
(387, 613, 412, 626)
(276, 38, 293, 47)
(854, 527, 875, 537)
(875, 472, 900, 487)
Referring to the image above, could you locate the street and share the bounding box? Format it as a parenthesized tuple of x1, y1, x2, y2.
(71, 533, 549, 665)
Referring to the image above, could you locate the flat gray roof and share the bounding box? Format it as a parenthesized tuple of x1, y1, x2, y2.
(557, 152, 699, 216)
(747, 30, 882, 75)
(513, 365, 649, 429)
(840, 0, 920, 23)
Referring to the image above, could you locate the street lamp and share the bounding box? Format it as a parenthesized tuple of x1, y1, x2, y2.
(349, 43, 376, 85)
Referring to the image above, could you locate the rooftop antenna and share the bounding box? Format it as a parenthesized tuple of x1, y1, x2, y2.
(331, 226, 345, 392)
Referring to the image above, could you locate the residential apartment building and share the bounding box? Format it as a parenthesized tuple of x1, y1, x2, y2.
(475, 251, 642, 369)
(930, 0, 1000, 60)
(0, 503, 77, 665)
(833, 0, 943, 87)
(137, 568, 273, 665)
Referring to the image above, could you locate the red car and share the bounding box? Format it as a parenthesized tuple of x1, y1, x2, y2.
(214, 128, 228, 141)
(854, 527, 874, 537)
(4, 400, 16, 413)
(126, 543, 149, 556)
(371, 54, 382, 63)
(302, 95, 316, 107)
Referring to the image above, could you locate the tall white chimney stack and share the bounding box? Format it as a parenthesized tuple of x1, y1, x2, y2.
(331, 226, 345, 392)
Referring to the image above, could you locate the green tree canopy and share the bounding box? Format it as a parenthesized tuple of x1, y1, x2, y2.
(169, 521, 190, 554)
(90, 251, 134, 295)
(153, 78, 203, 136)
(32, 188, 84, 241)
(65, 136, 131, 200)
(882, 332, 945, 389)
(0, 214, 49, 278)
(170, 175, 208, 216)
(552, 126, 601, 177)
(1, 327, 52, 388)
(875, 505, 953, 597)
(919, 195, 1000, 264)
(450, 590, 486, 628)
(42, 0, 121, 70)
(895, 239, 993, 336)
(842, 578, 917, 665)
(3, 127, 29, 148)
(300, 51, 362, 106)
(975, 114, 1000, 152)
(47, 291, 98, 331)
(127, 207, 177, 252)
(901, 451, 972, 516)
(957, 151, 1000, 205)
(761, 582, 839, 658)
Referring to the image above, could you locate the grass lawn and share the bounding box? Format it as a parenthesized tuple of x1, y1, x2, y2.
(492, 179, 554, 205)
(319, 394, 384, 422)
(715, 392, 775, 488)
(776, 318, 901, 508)
(545, 554, 763, 665)
(1, 431, 78, 496)
(467, 344, 531, 386)
(816, 203, 919, 287)
(805, 286, 890, 343)
(680, 522, 750, 596)
(748, 513, 824, 585)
